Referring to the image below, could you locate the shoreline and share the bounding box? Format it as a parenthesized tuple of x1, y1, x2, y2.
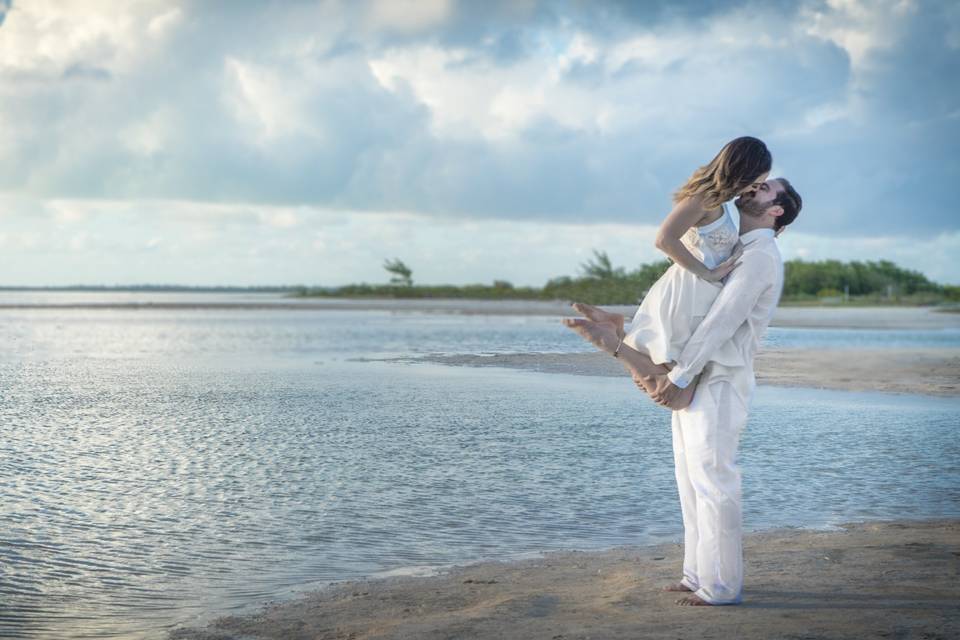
(169, 517, 960, 640)
(2, 300, 960, 329)
(378, 348, 960, 397)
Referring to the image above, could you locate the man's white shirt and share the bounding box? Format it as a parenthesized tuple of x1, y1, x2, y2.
(667, 228, 784, 397)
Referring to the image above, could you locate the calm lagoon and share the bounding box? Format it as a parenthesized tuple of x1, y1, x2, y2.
(1, 299, 958, 638)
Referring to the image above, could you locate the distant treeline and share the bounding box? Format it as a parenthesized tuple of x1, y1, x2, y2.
(0, 284, 296, 292)
(294, 253, 960, 306)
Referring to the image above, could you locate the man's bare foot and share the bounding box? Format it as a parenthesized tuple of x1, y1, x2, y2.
(676, 594, 713, 606)
(662, 582, 693, 592)
(561, 317, 619, 354)
(571, 302, 625, 338)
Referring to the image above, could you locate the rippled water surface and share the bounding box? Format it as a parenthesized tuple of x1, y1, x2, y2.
(2, 299, 958, 639)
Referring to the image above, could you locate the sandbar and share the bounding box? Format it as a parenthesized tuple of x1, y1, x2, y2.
(396, 348, 960, 397)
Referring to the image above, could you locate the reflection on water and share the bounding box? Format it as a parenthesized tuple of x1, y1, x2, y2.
(4, 307, 960, 363)
(1, 303, 958, 639)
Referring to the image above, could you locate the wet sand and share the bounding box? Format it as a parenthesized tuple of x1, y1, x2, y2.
(168, 518, 959, 640)
(396, 348, 960, 397)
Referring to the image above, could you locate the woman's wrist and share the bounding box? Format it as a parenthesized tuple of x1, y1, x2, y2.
(688, 262, 711, 279)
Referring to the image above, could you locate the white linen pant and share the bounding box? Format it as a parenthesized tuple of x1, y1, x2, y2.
(671, 377, 748, 604)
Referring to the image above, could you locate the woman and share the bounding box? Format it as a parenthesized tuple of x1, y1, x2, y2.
(563, 136, 772, 410)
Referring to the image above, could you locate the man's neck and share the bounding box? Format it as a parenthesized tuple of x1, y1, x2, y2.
(738, 215, 774, 236)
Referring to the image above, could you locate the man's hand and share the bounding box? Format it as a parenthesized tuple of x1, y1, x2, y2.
(700, 241, 743, 283)
(650, 374, 683, 407)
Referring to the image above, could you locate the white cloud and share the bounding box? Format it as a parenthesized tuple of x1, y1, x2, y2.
(68, 232, 89, 251)
(223, 57, 324, 146)
(0, 0, 179, 78)
(802, 0, 917, 72)
(121, 107, 173, 156)
(147, 7, 182, 39)
(3, 196, 958, 287)
(368, 3, 848, 144)
(260, 210, 300, 229)
(366, 0, 452, 33)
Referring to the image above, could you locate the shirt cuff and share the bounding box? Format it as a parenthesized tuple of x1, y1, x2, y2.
(667, 367, 691, 389)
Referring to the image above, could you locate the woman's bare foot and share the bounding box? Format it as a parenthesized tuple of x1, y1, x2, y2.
(562, 317, 672, 395)
(571, 302, 625, 338)
(631, 372, 658, 396)
(561, 317, 620, 354)
(662, 582, 693, 592)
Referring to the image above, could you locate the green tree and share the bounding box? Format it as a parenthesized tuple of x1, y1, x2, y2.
(383, 258, 413, 287)
(579, 249, 625, 279)
(782, 259, 943, 298)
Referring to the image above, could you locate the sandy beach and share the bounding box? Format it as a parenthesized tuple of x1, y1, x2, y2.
(169, 518, 959, 640)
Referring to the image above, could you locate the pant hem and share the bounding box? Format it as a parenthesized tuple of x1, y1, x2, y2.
(680, 577, 699, 591)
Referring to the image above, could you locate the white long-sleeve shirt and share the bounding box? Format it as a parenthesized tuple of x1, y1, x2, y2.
(667, 228, 784, 396)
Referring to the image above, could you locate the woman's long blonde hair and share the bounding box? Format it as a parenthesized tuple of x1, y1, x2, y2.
(673, 136, 772, 210)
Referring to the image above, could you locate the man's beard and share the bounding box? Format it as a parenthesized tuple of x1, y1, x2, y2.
(735, 193, 768, 218)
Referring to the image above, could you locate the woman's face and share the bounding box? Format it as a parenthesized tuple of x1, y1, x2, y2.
(739, 171, 770, 196)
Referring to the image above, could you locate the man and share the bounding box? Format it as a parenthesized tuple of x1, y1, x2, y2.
(562, 176, 802, 606)
(650, 176, 802, 605)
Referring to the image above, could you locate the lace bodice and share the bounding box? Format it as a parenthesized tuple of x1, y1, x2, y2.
(681, 203, 739, 270)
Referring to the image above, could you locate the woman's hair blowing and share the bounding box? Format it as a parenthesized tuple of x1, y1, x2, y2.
(673, 136, 772, 210)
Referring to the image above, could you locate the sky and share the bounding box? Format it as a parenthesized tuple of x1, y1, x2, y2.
(1, 0, 958, 287)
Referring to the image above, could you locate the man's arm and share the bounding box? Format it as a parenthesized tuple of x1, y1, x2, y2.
(666, 251, 776, 389)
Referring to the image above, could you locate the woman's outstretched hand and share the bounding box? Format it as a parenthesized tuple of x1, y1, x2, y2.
(700, 241, 743, 283)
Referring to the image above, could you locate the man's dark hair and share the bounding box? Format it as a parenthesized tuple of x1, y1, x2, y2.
(772, 178, 802, 231)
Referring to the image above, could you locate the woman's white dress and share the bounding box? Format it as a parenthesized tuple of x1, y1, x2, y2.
(622, 202, 740, 365)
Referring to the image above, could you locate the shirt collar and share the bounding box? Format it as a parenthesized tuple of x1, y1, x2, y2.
(739, 228, 776, 245)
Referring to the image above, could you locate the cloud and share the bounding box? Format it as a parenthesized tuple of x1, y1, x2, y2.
(3, 195, 959, 287)
(365, 0, 453, 34)
(0, 0, 956, 286)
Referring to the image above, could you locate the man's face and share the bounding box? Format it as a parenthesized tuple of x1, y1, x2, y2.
(735, 178, 782, 218)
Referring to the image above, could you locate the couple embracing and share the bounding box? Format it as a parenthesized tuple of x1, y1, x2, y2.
(564, 136, 802, 606)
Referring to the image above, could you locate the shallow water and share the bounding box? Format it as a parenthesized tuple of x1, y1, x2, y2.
(1, 301, 958, 639)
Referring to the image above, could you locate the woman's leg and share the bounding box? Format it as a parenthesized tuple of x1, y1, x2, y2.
(562, 317, 667, 377)
(565, 304, 700, 410)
